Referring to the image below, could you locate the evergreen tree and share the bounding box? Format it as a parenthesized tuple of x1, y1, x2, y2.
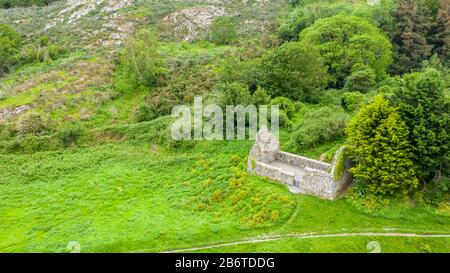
(431, 0, 450, 63)
(391, 0, 434, 74)
(392, 68, 450, 181)
(346, 95, 418, 197)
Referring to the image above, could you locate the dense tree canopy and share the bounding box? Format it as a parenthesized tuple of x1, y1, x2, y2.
(278, 2, 353, 41)
(299, 15, 392, 88)
(259, 42, 329, 101)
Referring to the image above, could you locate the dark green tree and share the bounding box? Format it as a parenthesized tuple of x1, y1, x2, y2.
(391, 0, 434, 74)
(392, 68, 450, 181)
(259, 42, 329, 101)
(0, 23, 21, 76)
(299, 15, 392, 88)
(430, 0, 450, 63)
(344, 64, 376, 93)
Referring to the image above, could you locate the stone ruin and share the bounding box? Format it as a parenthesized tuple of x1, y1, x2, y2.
(248, 127, 353, 200)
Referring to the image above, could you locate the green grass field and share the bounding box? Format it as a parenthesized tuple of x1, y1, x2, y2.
(1, 132, 449, 253)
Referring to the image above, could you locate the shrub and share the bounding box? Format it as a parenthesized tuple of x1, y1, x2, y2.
(288, 106, 348, 151)
(220, 82, 252, 106)
(16, 112, 47, 136)
(18, 136, 54, 153)
(134, 104, 157, 122)
(210, 17, 237, 45)
(145, 91, 179, 119)
(119, 30, 165, 89)
(270, 97, 295, 118)
(341, 92, 364, 112)
(317, 89, 344, 106)
(0, 23, 21, 75)
(422, 178, 449, 206)
(0, 123, 14, 140)
(259, 42, 329, 101)
(219, 57, 260, 88)
(344, 65, 376, 92)
(57, 123, 86, 147)
(252, 86, 271, 106)
(346, 95, 418, 197)
(270, 97, 296, 128)
(277, 110, 292, 129)
(21, 43, 67, 63)
(299, 15, 392, 88)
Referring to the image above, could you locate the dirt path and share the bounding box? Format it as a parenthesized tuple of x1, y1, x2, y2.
(158, 232, 450, 253)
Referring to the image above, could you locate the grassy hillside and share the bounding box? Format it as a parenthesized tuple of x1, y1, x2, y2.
(1, 118, 449, 252)
(1, 137, 449, 252)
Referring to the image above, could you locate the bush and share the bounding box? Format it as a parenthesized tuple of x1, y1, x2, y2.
(346, 95, 418, 197)
(288, 106, 348, 151)
(270, 97, 295, 118)
(277, 110, 292, 129)
(422, 178, 449, 206)
(210, 17, 237, 45)
(220, 82, 252, 106)
(0, 23, 21, 76)
(119, 30, 165, 89)
(219, 57, 260, 88)
(269, 97, 296, 129)
(134, 104, 157, 122)
(0, 123, 14, 140)
(16, 112, 47, 136)
(341, 92, 364, 112)
(299, 15, 392, 88)
(21, 43, 67, 63)
(317, 89, 344, 106)
(252, 86, 271, 106)
(145, 91, 178, 119)
(57, 123, 86, 147)
(344, 65, 376, 93)
(259, 42, 329, 101)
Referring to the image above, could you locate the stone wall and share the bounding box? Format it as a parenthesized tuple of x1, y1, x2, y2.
(276, 151, 331, 173)
(300, 167, 335, 199)
(248, 127, 353, 200)
(254, 162, 295, 186)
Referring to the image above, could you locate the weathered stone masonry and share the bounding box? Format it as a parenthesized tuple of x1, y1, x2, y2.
(248, 127, 353, 200)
